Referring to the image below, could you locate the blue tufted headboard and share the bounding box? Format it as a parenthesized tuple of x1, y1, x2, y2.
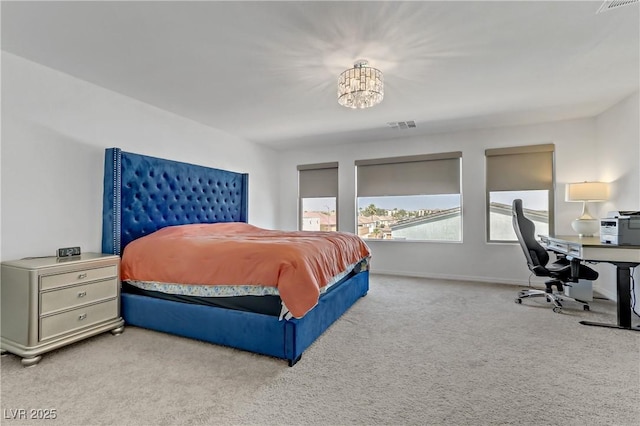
(102, 148, 248, 255)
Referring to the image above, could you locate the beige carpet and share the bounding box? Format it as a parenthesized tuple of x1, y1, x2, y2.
(1, 274, 639, 426)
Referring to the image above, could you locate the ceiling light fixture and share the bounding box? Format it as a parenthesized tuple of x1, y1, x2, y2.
(337, 60, 384, 109)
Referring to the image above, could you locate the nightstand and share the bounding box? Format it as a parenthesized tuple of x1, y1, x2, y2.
(1, 253, 124, 366)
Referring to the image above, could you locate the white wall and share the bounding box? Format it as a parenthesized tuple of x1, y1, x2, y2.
(1, 53, 280, 261)
(596, 92, 640, 215)
(3, 50, 637, 301)
(595, 91, 640, 302)
(279, 94, 640, 299)
(278, 118, 604, 286)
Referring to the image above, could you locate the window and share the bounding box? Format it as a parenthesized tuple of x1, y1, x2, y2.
(485, 144, 554, 242)
(298, 162, 338, 231)
(355, 152, 462, 241)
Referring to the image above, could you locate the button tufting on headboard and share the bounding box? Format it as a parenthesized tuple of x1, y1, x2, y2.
(102, 148, 248, 255)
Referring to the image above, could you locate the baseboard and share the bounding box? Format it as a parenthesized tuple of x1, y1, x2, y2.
(370, 269, 540, 287)
(370, 269, 618, 302)
(592, 285, 615, 302)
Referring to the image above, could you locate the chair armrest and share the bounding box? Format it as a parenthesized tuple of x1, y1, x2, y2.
(530, 265, 549, 275)
(567, 257, 589, 283)
(546, 250, 569, 264)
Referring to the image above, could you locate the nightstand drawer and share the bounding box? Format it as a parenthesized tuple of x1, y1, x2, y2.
(40, 299, 119, 341)
(40, 265, 118, 290)
(40, 279, 118, 315)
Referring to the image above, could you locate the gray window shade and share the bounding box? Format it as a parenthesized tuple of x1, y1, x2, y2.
(356, 152, 461, 197)
(486, 144, 554, 191)
(298, 163, 338, 198)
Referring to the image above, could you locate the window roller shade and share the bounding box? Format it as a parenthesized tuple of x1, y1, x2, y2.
(356, 153, 461, 197)
(486, 145, 553, 191)
(298, 164, 338, 198)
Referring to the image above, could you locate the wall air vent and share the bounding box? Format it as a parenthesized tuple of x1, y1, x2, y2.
(387, 121, 417, 130)
(596, 0, 638, 13)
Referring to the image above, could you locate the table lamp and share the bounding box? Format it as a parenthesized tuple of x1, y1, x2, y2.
(565, 181, 609, 237)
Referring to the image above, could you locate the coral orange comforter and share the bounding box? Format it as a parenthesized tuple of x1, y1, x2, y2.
(121, 223, 371, 318)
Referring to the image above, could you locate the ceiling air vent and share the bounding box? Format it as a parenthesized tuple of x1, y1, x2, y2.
(596, 0, 638, 13)
(387, 121, 417, 130)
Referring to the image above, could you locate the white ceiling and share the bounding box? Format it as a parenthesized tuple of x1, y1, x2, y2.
(2, 1, 639, 150)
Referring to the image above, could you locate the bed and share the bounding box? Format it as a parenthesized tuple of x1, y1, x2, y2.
(101, 148, 370, 366)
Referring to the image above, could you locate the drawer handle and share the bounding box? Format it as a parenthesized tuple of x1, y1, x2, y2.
(77, 291, 87, 298)
(77, 273, 87, 279)
(78, 313, 87, 321)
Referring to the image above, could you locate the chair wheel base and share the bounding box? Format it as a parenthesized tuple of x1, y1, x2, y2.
(514, 288, 589, 313)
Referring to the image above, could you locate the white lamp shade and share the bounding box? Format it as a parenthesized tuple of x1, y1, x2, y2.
(565, 182, 609, 202)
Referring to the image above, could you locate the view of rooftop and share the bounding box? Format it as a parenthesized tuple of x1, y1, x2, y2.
(303, 201, 548, 241)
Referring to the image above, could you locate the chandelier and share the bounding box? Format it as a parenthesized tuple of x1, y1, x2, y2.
(337, 60, 384, 109)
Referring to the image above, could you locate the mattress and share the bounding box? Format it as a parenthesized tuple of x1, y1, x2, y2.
(121, 223, 371, 318)
(122, 258, 368, 317)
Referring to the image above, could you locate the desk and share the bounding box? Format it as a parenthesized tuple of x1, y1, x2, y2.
(539, 235, 640, 331)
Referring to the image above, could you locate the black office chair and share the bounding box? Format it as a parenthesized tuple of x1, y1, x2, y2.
(512, 199, 598, 313)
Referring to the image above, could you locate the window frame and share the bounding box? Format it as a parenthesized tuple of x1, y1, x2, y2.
(297, 162, 339, 232)
(485, 144, 555, 243)
(355, 152, 462, 242)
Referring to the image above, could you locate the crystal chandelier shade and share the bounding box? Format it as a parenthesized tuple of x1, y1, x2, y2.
(337, 60, 384, 109)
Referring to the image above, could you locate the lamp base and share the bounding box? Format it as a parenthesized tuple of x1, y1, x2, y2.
(571, 219, 599, 237)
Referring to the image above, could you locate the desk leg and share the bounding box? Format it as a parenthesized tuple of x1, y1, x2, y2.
(580, 263, 639, 331)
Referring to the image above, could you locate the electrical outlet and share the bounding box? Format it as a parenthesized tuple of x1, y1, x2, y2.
(57, 246, 81, 258)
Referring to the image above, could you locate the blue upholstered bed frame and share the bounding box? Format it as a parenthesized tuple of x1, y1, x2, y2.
(101, 148, 368, 366)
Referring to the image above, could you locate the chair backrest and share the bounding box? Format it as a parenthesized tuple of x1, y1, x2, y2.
(512, 199, 550, 276)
